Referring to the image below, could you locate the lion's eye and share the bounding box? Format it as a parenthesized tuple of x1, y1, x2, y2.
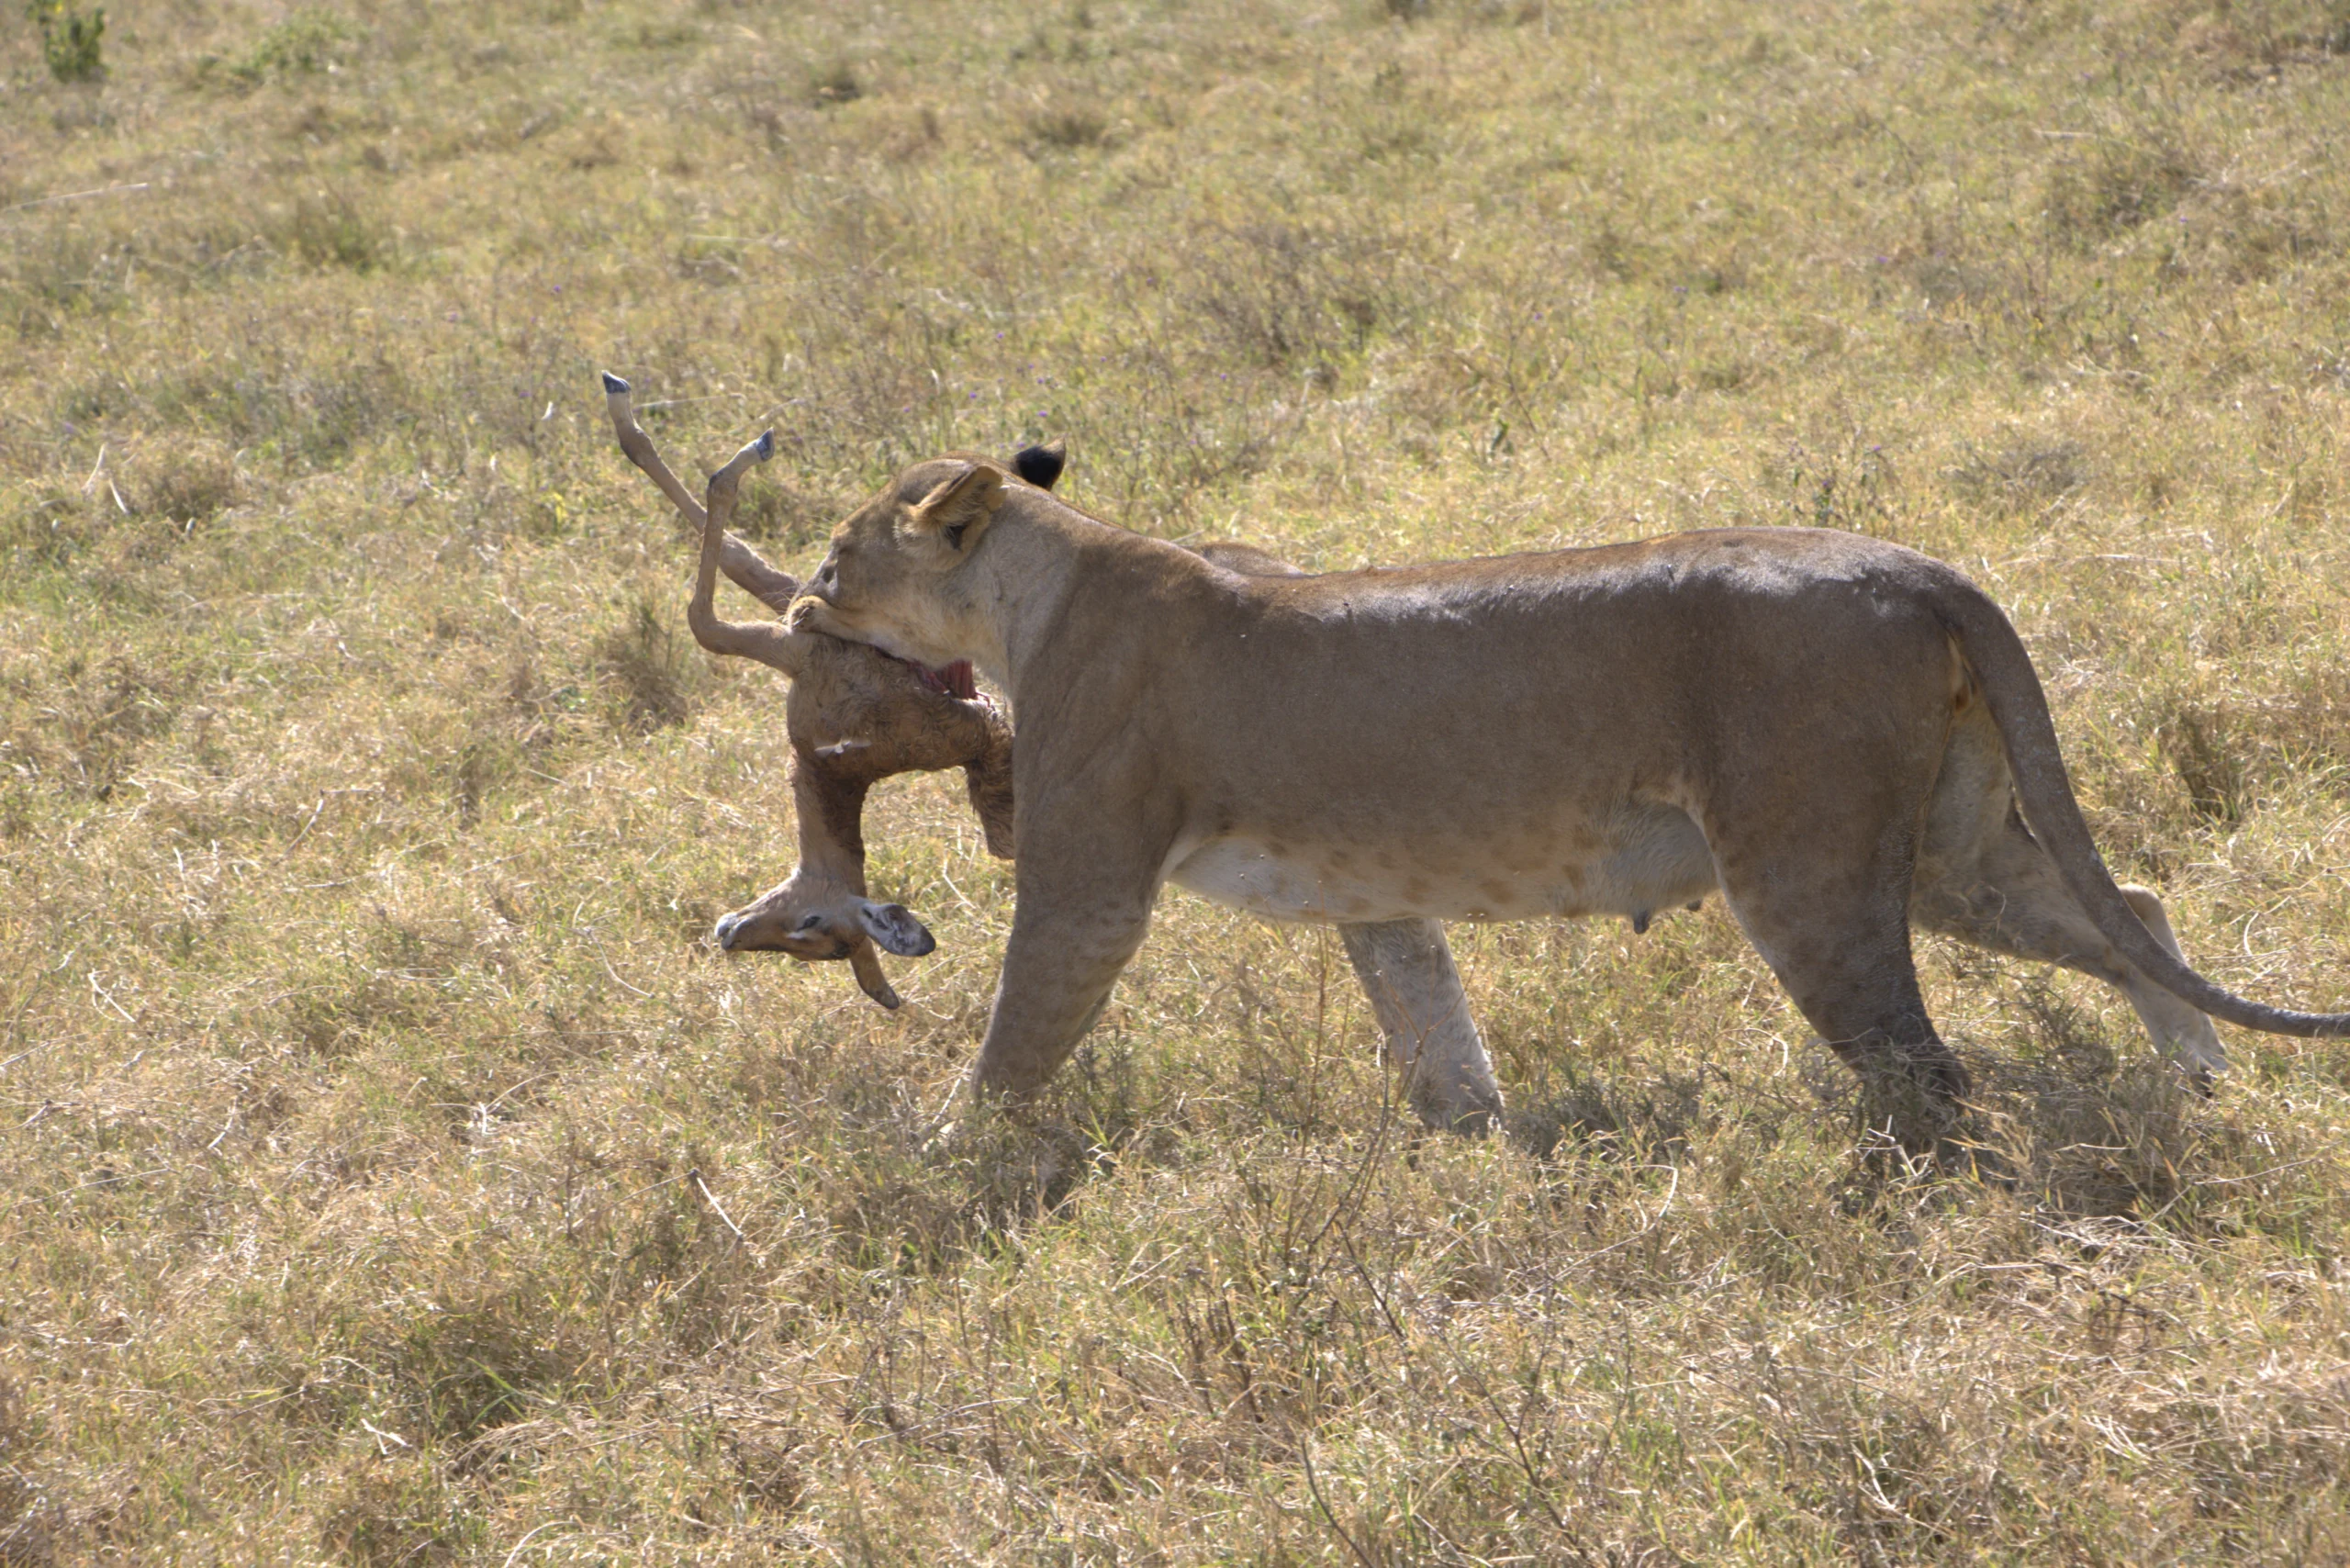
(797, 914, 824, 932)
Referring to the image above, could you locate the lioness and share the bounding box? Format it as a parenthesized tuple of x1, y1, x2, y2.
(601, 382, 1505, 1126)
(789, 457, 2350, 1143)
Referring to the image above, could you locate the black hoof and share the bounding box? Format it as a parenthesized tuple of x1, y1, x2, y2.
(600, 371, 629, 395)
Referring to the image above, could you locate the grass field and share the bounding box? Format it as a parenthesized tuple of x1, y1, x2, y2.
(6, 0, 2350, 1560)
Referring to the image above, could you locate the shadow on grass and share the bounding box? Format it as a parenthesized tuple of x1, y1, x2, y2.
(1503, 1061, 1705, 1165)
(820, 1037, 1176, 1274)
(1494, 980, 2275, 1241)
(1940, 978, 2312, 1238)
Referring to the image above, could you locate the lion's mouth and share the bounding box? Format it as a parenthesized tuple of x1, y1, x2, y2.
(895, 655, 978, 701)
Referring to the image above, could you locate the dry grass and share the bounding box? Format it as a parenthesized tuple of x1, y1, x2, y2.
(4, 0, 2350, 1561)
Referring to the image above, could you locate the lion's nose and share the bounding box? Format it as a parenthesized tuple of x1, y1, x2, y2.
(713, 912, 745, 950)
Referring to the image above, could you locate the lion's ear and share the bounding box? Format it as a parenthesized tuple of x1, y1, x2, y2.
(908, 462, 1005, 558)
(1011, 441, 1065, 491)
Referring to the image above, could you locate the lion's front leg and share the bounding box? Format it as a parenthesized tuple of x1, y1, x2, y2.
(965, 835, 1161, 1103)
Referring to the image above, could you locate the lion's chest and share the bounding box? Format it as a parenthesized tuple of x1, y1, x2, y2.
(1164, 804, 1717, 925)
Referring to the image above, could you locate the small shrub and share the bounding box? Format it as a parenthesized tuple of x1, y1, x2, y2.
(2042, 137, 2201, 244)
(732, 479, 845, 547)
(316, 1456, 471, 1567)
(598, 597, 698, 734)
(230, 9, 359, 83)
(281, 189, 388, 271)
(1945, 435, 2088, 512)
(1027, 104, 1109, 150)
(1181, 223, 1395, 371)
(123, 442, 240, 525)
(0, 782, 34, 841)
(0, 1372, 54, 1565)
(41, 655, 175, 801)
(2164, 703, 2249, 824)
(808, 60, 860, 106)
(1774, 433, 1898, 532)
(26, 0, 106, 83)
(453, 740, 514, 828)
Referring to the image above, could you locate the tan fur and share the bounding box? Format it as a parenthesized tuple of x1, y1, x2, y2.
(794, 457, 2350, 1147)
(606, 385, 1506, 1130)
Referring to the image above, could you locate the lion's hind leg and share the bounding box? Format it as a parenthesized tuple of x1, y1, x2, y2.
(1337, 919, 1504, 1136)
(1714, 840, 1967, 1155)
(1912, 812, 2227, 1082)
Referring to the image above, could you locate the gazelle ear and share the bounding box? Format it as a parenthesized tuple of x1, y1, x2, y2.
(846, 940, 902, 1010)
(907, 463, 1004, 557)
(857, 900, 936, 958)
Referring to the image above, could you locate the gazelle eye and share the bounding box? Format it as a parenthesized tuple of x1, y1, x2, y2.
(797, 914, 824, 932)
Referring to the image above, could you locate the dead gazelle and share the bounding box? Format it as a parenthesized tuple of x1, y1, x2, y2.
(605, 372, 1014, 1008)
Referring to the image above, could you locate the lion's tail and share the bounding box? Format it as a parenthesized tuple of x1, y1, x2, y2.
(1931, 575, 2350, 1037)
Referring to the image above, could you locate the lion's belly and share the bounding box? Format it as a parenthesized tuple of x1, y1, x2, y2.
(1164, 803, 1718, 924)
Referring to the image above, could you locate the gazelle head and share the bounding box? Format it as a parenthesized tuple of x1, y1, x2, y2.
(709, 869, 936, 1010)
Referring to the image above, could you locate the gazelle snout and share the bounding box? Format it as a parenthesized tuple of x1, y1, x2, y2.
(712, 909, 753, 951)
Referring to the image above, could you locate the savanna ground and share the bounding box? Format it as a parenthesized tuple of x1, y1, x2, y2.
(4, 0, 2350, 1560)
